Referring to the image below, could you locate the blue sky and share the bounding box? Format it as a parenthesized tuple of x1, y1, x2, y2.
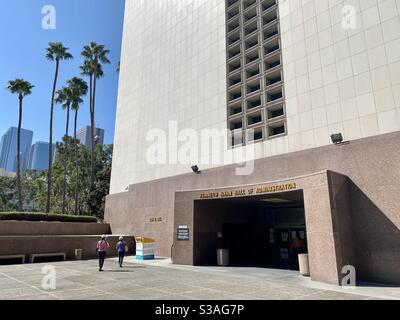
(0, 0, 125, 145)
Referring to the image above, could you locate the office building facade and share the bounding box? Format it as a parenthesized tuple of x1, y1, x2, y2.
(76, 126, 105, 148)
(106, 0, 400, 285)
(0, 127, 33, 173)
(28, 142, 55, 171)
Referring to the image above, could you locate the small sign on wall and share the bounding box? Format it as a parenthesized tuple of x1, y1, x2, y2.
(177, 225, 189, 240)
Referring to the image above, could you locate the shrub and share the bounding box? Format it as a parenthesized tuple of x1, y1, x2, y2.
(0, 212, 98, 223)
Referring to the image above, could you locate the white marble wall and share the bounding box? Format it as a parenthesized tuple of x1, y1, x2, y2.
(280, 0, 400, 151)
(111, 0, 228, 193)
(110, 0, 400, 194)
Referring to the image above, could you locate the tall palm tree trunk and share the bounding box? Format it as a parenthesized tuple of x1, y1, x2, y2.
(17, 95, 23, 211)
(90, 74, 95, 192)
(65, 104, 70, 135)
(61, 103, 70, 215)
(74, 109, 79, 215)
(46, 58, 60, 213)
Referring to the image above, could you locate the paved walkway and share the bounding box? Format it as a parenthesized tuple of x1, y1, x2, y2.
(0, 257, 398, 300)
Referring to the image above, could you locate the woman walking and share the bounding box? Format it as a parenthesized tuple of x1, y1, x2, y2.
(96, 235, 109, 271)
(116, 236, 127, 268)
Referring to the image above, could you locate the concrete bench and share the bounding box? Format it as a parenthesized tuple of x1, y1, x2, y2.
(29, 252, 66, 263)
(0, 254, 26, 264)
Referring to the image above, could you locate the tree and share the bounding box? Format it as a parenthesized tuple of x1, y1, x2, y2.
(55, 86, 74, 137)
(87, 145, 113, 218)
(45, 42, 73, 213)
(69, 77, 88, 214)
(0, 177, 17, 211)
(0, 144, 112, 219)
(55, 85, 74, 215)
(6, 79, 34, 211)
(81, 43, 110, 207)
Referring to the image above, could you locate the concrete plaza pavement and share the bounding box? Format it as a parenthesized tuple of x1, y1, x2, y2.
(0, 257, 398, 300)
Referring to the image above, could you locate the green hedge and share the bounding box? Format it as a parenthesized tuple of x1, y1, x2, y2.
(0, 212, 98, 223)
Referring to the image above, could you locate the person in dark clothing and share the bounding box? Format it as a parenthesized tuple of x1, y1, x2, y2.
(96, 235, 110, 271)
(116, 236, 127, 267)
(291, 236, 305, 261)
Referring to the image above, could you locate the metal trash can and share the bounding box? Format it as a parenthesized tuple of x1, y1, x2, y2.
(298, 253, 310, 276)
(217, 249, 229, 266)
(75, 249, 83, 260)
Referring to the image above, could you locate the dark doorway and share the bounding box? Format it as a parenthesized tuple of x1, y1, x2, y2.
(266, 224, 307, 269)
(222, 223, 258, 265)
(193, 190, 307, 270)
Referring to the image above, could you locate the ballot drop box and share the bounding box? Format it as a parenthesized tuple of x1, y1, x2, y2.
(135, 237, 155, 260)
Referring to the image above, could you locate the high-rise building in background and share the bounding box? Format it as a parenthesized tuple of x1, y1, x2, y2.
(28, 141, 56, 171)
(106, 0, 400, 285)
(76, 126, 105, 148)
(0, 127, 33, 173)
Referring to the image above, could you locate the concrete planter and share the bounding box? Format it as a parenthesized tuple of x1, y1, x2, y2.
(298, 253, 310, 276)
(0, 235, 135, 260)
(0, 220, 111, 236)
(0, 220, 134, 261)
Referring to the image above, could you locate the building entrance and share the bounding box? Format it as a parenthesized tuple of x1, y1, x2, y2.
(193, 190, 307, 269)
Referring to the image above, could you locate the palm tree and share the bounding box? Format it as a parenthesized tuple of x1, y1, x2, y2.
(69, 77, 88, 215)
(55, 85, 74, 215)
(6, 79, 34, 211)
(80, 42, 110, 197)
(45, 42, 73, 213)
(55, 86, 74, 137)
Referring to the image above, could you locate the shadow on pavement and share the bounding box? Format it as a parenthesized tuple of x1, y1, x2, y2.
(101, 266, 146, 272)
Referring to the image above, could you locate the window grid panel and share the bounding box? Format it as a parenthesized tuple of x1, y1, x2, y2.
(226, 0, 287, 147)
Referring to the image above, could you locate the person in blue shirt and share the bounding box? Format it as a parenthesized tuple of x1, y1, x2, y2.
(116, 236, 127, 267)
